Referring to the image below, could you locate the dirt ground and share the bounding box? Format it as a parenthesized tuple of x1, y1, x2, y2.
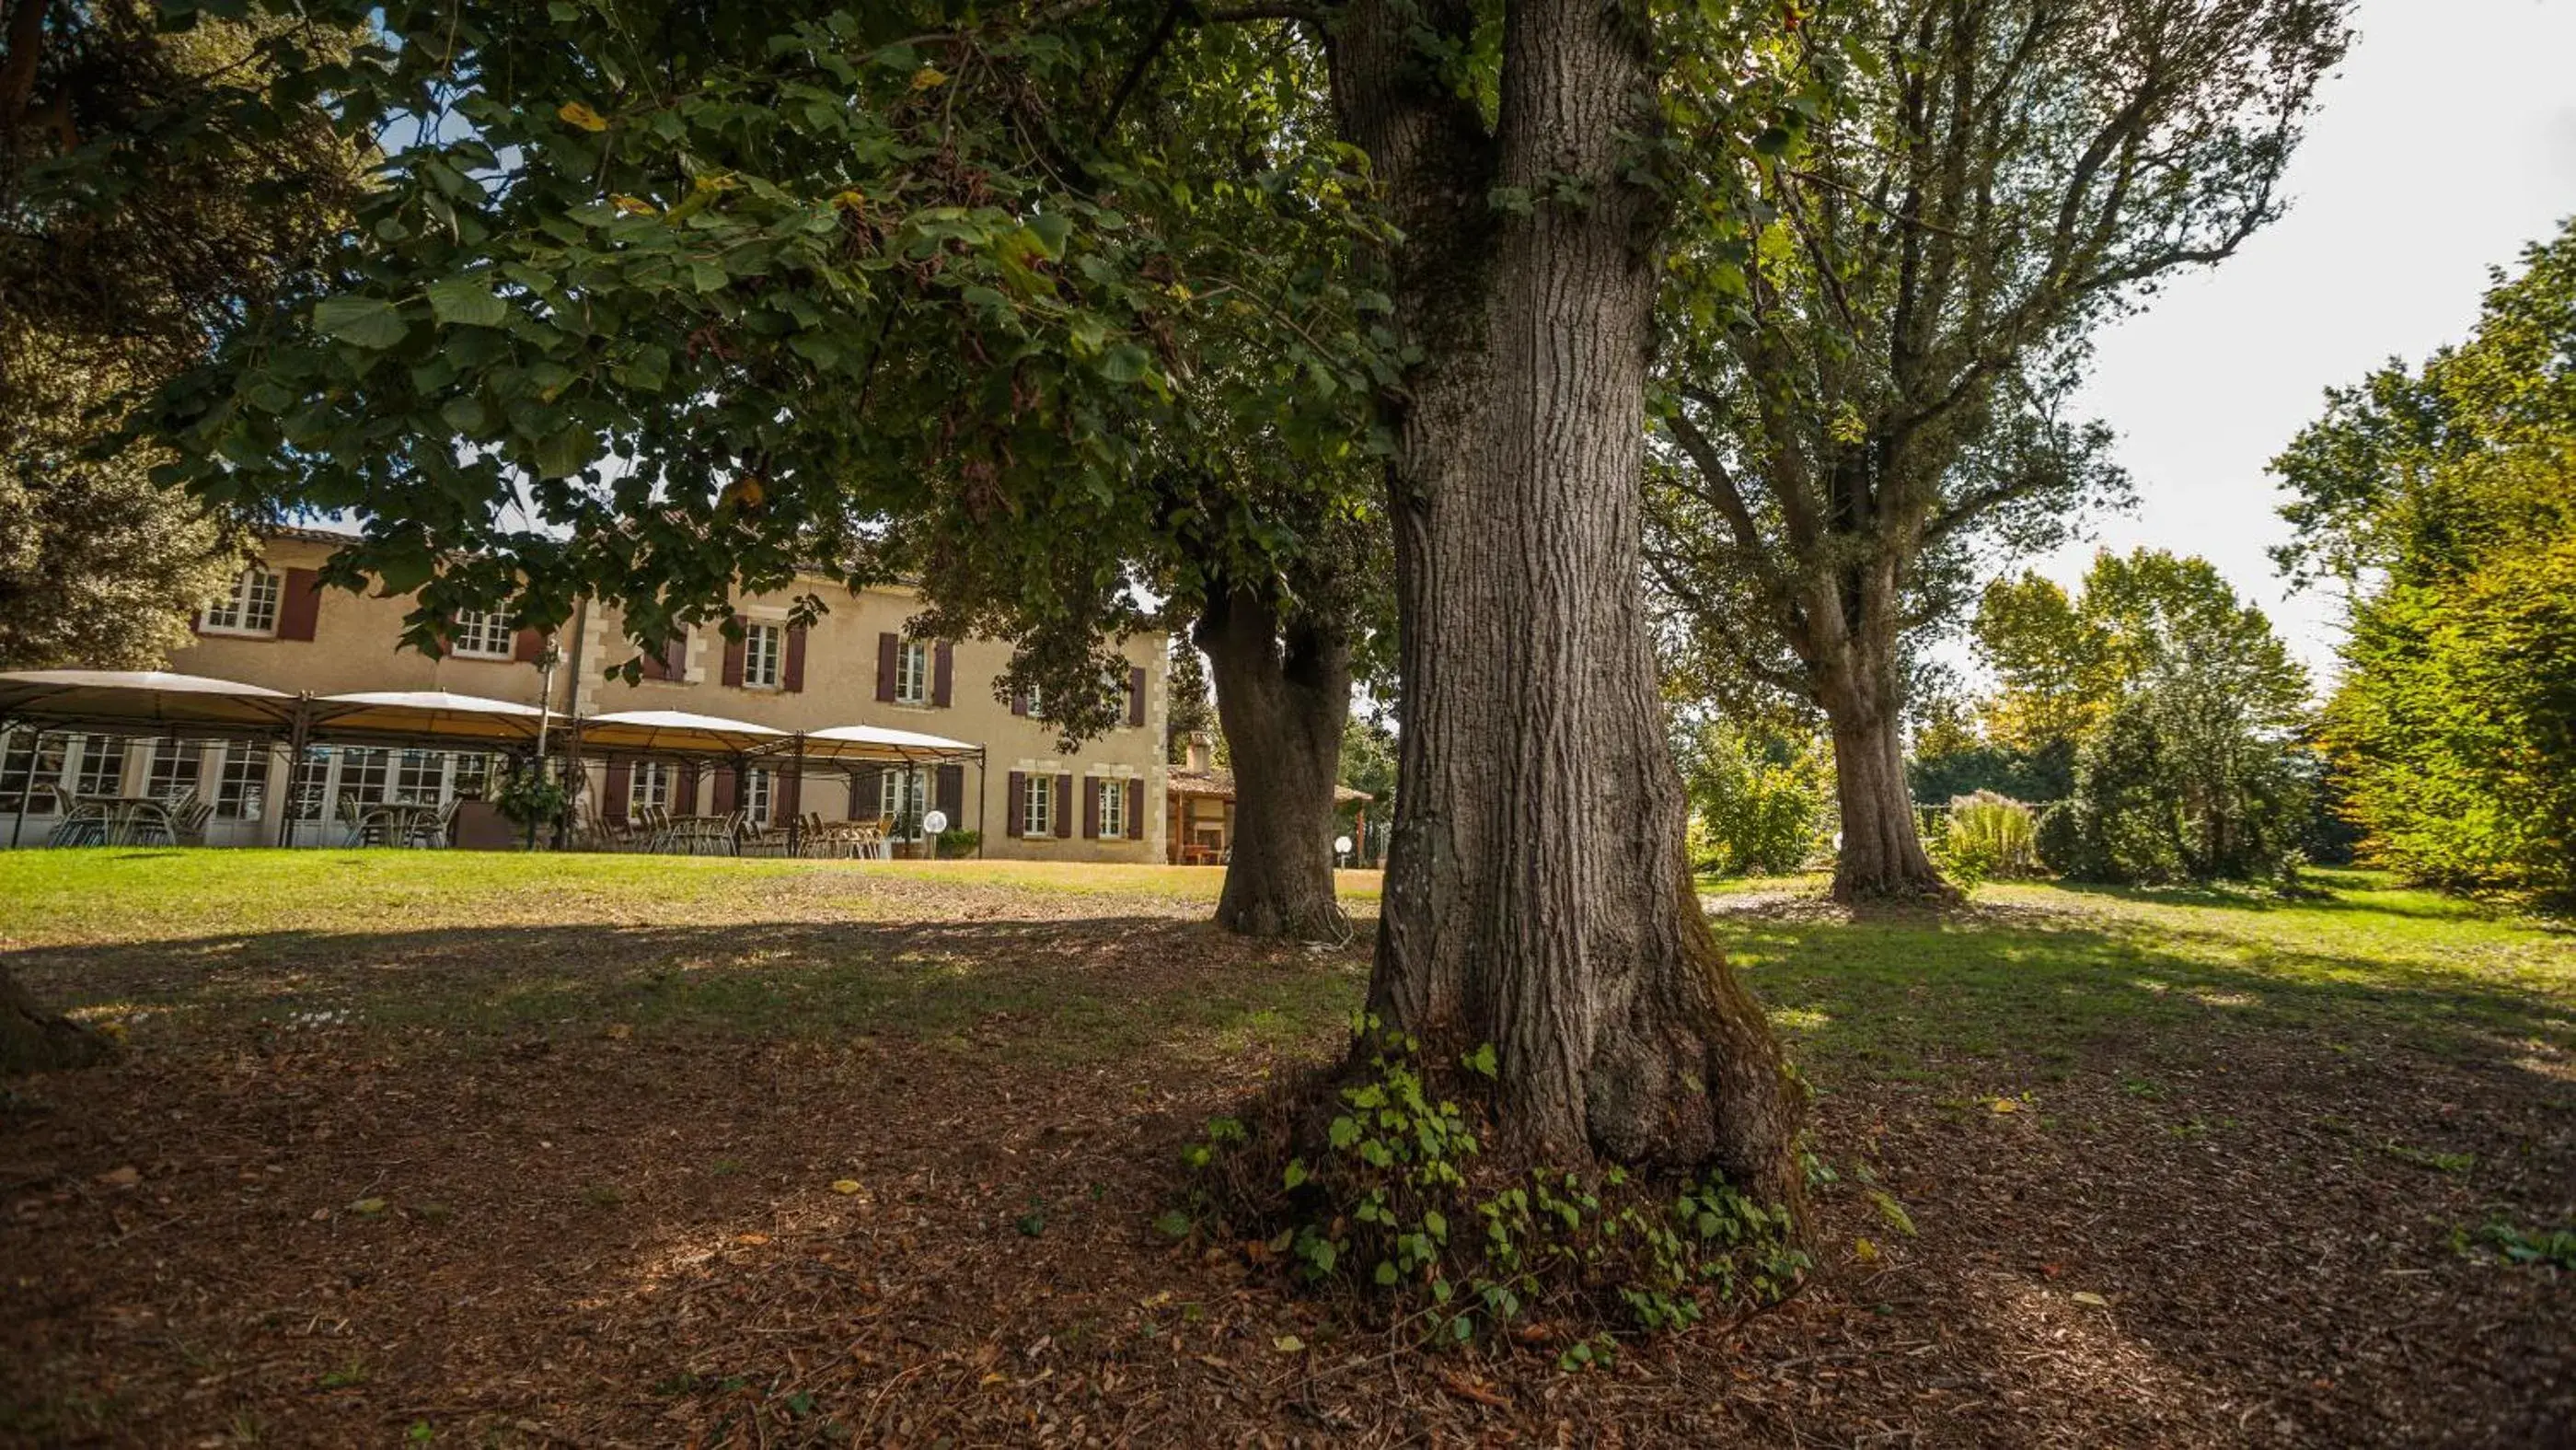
(3, 864, 2570, 1447)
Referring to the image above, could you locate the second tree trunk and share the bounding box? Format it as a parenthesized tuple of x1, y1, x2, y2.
(1198, 586, 1351, 941)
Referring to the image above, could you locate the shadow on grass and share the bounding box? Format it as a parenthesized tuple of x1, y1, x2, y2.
(6, 915, 1368, 1068)
(1715, 905, 2574, 1092)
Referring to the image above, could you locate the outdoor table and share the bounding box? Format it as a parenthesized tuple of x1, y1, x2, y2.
(358, 801, 446, 848)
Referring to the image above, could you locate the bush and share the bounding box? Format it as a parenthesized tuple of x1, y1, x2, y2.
(933, 828, 982, 856)
(2039, 668, 2309, 884)
(1680, 721, 1831, 877)
(1935, 792, 2039, 884)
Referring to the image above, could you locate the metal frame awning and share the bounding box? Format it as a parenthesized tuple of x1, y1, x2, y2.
(0, 668, 299, 737)
(309, 690, 552, 748)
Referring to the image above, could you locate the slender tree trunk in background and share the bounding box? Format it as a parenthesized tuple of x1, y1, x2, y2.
(1330, 0, 1802, 1207)
(1197, 585, 1350, 941)
(1, 962, 109, 1074)
(1804, 545, 1956, 904)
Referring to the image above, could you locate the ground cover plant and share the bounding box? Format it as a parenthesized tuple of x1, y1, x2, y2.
(2, 853, 2570, 1445)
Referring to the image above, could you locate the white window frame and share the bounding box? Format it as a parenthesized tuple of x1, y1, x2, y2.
(450, 609, 514, 659)
(895, 639, 930, 705)
(215, 744, 270, 821)
(630, 760, 672, 816)
(880, 767, 929, 835)
(1023, 684, 1045, 719)
(1096, 775, 1126, 839)
(1022, 774, 1054, 838)
(200, 569, 283, 636)
(73, 736, 125, 797)
(742, 622, 783, 689)
(742, 766, 774, 824)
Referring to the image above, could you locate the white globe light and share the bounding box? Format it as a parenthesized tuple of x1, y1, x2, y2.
(1334, 835, 1354, 855)
(922, 810, 950, 834)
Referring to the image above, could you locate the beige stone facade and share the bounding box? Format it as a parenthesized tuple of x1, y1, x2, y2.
(41, 531, 1172, 860)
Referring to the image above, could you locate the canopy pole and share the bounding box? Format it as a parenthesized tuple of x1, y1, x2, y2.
(278, 697, 311, 848)
(6, 723, 27, 849)
(788, 736, 805, 856)
(975, 747, 988, 858)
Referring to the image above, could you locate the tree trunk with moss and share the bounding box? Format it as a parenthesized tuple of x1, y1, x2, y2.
(1, 962, 109, 1074)
(1329, 0, 1803, 1209)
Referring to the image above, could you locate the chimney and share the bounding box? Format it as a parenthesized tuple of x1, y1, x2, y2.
(1185, 730, 1214, 773)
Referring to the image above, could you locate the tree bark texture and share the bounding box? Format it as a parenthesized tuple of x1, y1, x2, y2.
(1329, 0, 1802, 1207)
(1808, 567, 1953, 903)
(1197, 585, 1352, 941)
(1, 961, 110, 1074)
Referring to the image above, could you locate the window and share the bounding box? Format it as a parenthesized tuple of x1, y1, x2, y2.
(1023, 684, 1045, 719)
(215, 745, 269, 820)
(451, 609, 514, 659)
(1097, 776, 1126, 839)
(895, 639, 930, 705)
(0, 729, 67, 811)
(742, 622, 783, 689)
(1022, 773, 1054, 838)
(880, 767, 928, 836)
(148, 739, 205, 800)
(742, 767, 773, 824)
(292, 747, 332, 820)
(337, 747, 390, 807)
(73, 736, 124, 797)
(451, 753, 496, 802)
(201, 569, 283, 635)
(630, 760, 672, 816)
(396, 748, 445, 802)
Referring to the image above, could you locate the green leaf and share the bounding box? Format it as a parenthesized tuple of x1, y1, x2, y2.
(1282, 1158, 1308, 1190)
(1373, 1260, 1398, 1286)
(313, 296, 409, 350)
(1094, 342, 1152, 384)
(534, 427, 593, 481)
(426, 278, 510, 329)
(689, 260, 729, 293)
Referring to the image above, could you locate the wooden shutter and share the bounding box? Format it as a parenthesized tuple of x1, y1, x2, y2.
(711, 766, 737, 813)
(875, 632, 898, 702)
(1006, 771, 1026, 838)
(513, 628, 546, 663)
(721, 619, 746, 688)
(1126, 779, 1144, 842)
(1126, 667, 1147, 727)
(936, 763, 964, 825)
(778, 769, 802, 817)
(1081, 777, 1101, 839)
(1055, 773, 1075, 838)
(852, 765, 883, 819)
(604, 760, 630, 826)
(783, 623, 808, 693)
(663, 630, 688, 679)
(1011, 690, 1029, 716)
(277, 568, 323, 641)
(676, 763, 699, 813)
(932, 643, 954, 707)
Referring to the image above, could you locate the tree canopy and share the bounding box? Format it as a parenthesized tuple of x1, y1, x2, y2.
(2276, 220, 2576, 896)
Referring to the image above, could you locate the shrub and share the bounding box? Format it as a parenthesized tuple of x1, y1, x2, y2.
(1680, 721, 1831, 877)
(1937, 792, 2039, 883)
(933, 828, 982, 856)
(2039, 666, 2309, 884)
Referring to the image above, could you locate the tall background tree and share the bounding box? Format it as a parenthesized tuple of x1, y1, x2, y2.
(1646, 0, 2349, 901)
(2273, 220, 2576, 898)
(1, 2, 354, 667)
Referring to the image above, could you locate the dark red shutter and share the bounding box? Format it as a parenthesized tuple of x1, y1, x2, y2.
(513, 628, 545, 663)
(1055, 774, 1074, 839)
(677, 763, 699, 813)
(1081, 778, 1101, 839)
(778, 769, 801, 817)
(1006, 771, 1025, 838)
(875, 632, 898, 702)
(712, 766, 737, 813)
(1126, 667, 1147, 727)
(604, 760, 630, 826)
(783, 624, 808, 693)
(1127, 779, 1144, 841)
(936, 764, 964, 825)
(1011, 690, 1028, 716)
(277, 568, 323, 641)
(932, 642, 954, 707)
(721, 619, 746, 688)
(852, 765, 882, 819)
(664, 630, 688, 679)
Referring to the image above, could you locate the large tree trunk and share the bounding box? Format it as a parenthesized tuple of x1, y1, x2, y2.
(1, 961, 110, 1074)
(1806, 549, 1957, 904)
(1330, 0, 1802, 1208)
(1196, 585, 1351, 941)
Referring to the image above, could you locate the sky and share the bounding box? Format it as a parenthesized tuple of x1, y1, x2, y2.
(2017, 0, 2576, 692)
